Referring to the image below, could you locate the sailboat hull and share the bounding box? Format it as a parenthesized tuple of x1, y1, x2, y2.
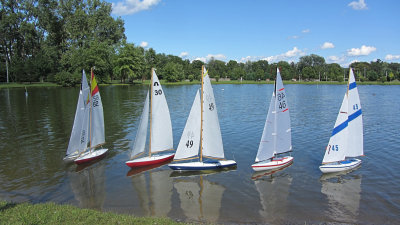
(168, 160, 237, 171)
(319, 158, 361, 173)
(251, 156, 293, 171)
(63, 151, 80, 162)
(74, 148, 108, 165)
(126, 153, 175, 168)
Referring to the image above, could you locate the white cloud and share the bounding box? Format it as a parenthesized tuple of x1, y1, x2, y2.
(139, 41, 148, 48)
(288, 35, 299, 39)
(321, 42, 335, 49)
(179, 52, 189, 58)
(194, 54, 227, 63)
(385, 54, 400, 60)
(112, 0, 161, 16)
(302, 29, 310, 33)
(347, 45, 376, 56)
(348, 0, 368, 10)
(261, 47, 305, 63)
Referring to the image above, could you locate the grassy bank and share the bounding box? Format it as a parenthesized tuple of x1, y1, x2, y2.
(1, 79, 399, 89)
(0, 201, 186, 225)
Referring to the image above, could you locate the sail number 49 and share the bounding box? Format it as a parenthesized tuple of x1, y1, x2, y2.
(186, 140, 193, 148)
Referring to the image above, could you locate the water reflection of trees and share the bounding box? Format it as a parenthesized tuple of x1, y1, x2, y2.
(320, 174, 362, 223)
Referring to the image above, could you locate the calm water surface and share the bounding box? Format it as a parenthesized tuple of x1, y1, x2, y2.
(0, 84, 399, 224)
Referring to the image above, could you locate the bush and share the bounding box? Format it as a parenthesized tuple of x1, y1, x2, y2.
(54, 71, 81, 87)
(188, 74, 194, 82)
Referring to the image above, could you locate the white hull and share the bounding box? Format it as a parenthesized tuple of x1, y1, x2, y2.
(169, 160, 237, 171)
(319, 158, 361, 173)
(74, 148, 108, 165)
(251, 156, 293, 171)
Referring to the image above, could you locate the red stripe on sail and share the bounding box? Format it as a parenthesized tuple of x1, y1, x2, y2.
(283, 108, 288, 112)
(279, 88, 284, 91)
(92, 85, 99, 96)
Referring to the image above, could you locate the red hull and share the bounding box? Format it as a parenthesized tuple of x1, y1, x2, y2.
(126, 154, 175, 168)
(74, 151, 107, 165)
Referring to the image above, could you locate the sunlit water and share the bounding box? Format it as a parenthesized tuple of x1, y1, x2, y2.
(0, 84, 399, 224)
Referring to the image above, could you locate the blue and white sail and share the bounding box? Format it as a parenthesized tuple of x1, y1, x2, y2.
(322, 68, 363, 164)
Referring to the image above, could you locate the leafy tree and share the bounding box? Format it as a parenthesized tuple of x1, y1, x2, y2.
(163, 62, 184, 82)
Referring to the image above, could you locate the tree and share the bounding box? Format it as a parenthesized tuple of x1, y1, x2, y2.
(163, 62, 184, 82)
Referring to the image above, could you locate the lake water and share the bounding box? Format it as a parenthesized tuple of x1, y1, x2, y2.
(0, 84, 399, 224)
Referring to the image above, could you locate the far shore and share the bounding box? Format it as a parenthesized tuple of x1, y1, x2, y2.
(1, 79, 399, 89)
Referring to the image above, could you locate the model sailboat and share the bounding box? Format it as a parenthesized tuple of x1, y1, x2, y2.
(125, 68, 174, 168)
(251, 68, 293, 171)
(64, 70, 90, 161)
(74, 68, 108, 164)
(319, 68, 364, 173)
(168, 66, 236, 170)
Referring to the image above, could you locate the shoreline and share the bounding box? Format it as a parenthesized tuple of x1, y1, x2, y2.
(1, 80, 399, 89)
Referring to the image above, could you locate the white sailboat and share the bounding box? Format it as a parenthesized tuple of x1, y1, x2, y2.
(64, 70, 90, 161)
(168, 66, 236, 170)
(74, 68, 108, 164)
(251, 68, 293, 171)
(125, 68, 174, 168)
(319, 68, 364, 173)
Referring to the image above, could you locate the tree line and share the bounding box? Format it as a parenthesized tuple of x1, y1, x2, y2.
(1, 0, 400, 86)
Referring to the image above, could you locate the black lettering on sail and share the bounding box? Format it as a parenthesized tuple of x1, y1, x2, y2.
(154, 81, 159, 86)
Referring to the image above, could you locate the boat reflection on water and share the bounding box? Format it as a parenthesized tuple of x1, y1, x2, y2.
(173, 175, 225, 223)
(68, 161, 105, 210)
(320, 172, 362, 223)
(253, 166, 293, 224)
(170, 165, 237, 178)
(130, 168, 173, 217)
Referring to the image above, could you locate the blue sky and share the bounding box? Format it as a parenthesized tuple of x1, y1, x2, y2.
(106, 0, 400, 67)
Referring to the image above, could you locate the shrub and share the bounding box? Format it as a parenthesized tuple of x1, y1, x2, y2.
(54, 71, 81, 87)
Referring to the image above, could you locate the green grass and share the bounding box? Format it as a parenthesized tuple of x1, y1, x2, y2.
(0, 201, 187, 225)
(0, 82, 59, 89)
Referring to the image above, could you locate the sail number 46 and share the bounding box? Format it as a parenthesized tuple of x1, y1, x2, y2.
(277, 93, 286, 109)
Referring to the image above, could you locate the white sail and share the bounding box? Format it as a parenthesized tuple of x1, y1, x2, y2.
(150, 70, 173, 152)
(273, 69, 292, 154)
(130, 91, 150, 158)
(346, 69, 363, 157)
(202, 69, 224, 159)
(256, 91, 276, 162)
(322, 93, 348, 163)
(255, 68, 291, 162)
(90, 71, 105, 148)
(66, 70, 90, 156)
(174, 90, 201, 160)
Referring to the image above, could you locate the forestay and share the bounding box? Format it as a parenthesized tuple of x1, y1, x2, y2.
(130, 91, 149, 158)
(66, 70, 90, 156)
(202, 69, 225, 159)
(174, 90, 201, 160)
(150, 70, 173, 153)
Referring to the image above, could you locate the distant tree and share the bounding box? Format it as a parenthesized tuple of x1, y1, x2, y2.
(163, 62, 184, 82)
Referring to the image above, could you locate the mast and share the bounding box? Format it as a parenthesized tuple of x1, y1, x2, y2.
(273, 74, 277, 158)
(200, 66, 204, 162)
(149, 68, 154, 157)
(89, 67, 93, 153)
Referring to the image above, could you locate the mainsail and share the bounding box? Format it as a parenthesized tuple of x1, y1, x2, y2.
(66, 70, 90, 156)
(150, 69, 173, 153)
(256, 68, 291, 162)
(346, 69, 363, 157)
(202, 68, 225, 159)
(89, 70, 105, 148)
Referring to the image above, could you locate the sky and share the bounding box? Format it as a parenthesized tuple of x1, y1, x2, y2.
(106, 0, 400, 67)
